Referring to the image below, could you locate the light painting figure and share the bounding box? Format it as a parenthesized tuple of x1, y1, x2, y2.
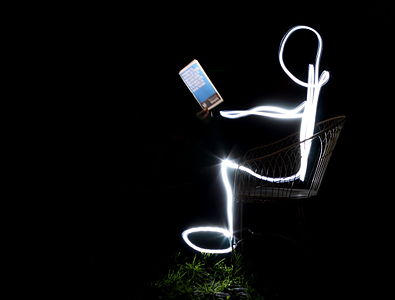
(182, 25, 330, 253)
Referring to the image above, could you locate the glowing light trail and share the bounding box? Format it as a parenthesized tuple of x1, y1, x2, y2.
(219, 101, 306, 119)
(181, 226, 233, 254)
(182, 25, 329, 253)
(181, 160, 235, 254)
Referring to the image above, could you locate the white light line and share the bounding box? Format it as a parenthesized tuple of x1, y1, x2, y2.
(181, 160, 235, 254)
(220, 101, 306, 119)
(238, 165, 300, 183)
(221, 159, 234, 237)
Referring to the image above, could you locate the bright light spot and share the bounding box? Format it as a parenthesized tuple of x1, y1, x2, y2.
(182, 25, 329, 253)
(222, 159, 239, 169)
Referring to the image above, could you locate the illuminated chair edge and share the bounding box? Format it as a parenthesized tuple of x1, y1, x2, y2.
(232, 115, 346, 243)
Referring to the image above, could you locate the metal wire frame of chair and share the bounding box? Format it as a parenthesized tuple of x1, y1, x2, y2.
(232, 115, 346, 242)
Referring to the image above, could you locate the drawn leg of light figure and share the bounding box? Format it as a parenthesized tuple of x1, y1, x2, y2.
(181, 157, 306, 254)
(181, 160, 237, 254)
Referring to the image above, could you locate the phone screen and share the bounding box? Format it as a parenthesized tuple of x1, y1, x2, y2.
(179, 59, 223, 110)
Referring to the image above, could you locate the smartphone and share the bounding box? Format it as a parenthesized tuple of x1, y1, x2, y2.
(179, 59, 224, 110)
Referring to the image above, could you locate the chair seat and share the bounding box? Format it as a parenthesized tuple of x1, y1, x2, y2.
(236, 187, 318, 203)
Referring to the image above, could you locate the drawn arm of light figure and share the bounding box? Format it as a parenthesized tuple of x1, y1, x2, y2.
(219, 101, 306, 119)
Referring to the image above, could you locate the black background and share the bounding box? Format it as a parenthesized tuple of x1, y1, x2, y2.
(18, 4, 394, 299)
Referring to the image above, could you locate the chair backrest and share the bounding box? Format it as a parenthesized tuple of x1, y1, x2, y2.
(234, 116, 346, 202)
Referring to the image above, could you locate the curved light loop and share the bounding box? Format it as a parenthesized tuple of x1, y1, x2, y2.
(181, 227, 233, 254)
(278, 25, 329, 88)
(182, 25, 329, 253)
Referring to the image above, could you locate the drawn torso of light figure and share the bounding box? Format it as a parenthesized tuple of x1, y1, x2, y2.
(182, 26, 330, 254)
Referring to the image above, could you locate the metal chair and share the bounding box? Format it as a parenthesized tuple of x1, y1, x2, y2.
(233, 116, 346, 243)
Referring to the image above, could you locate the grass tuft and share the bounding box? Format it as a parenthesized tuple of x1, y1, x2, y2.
(151, 251, 264, 299)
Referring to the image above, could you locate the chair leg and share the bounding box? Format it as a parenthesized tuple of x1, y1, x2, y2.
(296, 198, 305, 224)
(236, 199, 244, 251)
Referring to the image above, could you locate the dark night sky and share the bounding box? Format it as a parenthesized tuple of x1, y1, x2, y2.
(22, 4, 394, 298)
